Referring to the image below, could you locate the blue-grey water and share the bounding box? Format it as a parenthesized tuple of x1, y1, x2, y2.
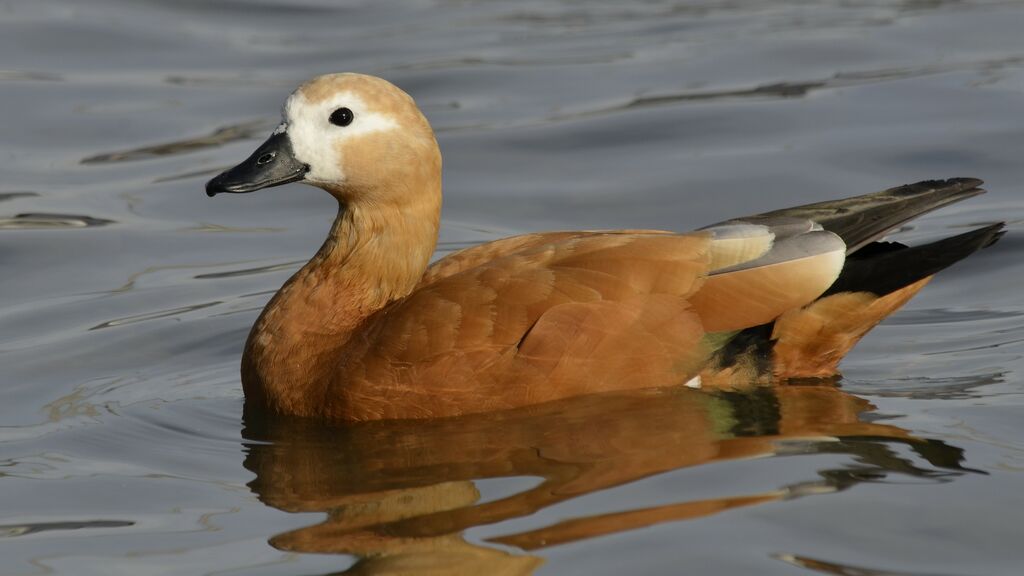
(2, 1, 1023, 574)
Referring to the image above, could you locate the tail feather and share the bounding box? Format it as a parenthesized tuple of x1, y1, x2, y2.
(702, 182, 1004, 383)
(771, 279, 931, 379)
(771, 221, 1003, 379)
(825, 222, 1005, 297)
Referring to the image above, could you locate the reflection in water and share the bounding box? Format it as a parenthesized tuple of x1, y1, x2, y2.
(242, 384, 973, 574)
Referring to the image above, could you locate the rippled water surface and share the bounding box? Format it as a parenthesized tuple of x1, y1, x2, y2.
(2, 1, 1023, 574)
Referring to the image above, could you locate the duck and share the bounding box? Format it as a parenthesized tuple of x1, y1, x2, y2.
(206, 73, 1003, 421)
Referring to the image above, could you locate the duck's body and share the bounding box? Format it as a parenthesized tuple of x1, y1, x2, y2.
(207, 73, 1002, 421)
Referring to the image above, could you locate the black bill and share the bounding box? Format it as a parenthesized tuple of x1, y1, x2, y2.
(205, 132, 309, 197)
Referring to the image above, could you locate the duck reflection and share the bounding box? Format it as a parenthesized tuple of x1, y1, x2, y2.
(242, 384, 972, 574)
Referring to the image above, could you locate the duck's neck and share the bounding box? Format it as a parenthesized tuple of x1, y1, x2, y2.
(242, 192, 441, 415)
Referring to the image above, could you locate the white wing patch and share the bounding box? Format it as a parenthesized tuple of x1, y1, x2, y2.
(705, 223, 775, 272)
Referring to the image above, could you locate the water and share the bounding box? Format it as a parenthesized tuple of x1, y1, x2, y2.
(1, 1, 1023, 574)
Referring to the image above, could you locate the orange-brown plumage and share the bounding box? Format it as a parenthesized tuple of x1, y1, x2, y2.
(207, 73, 1003, 421)
(771, 277, 931, 378)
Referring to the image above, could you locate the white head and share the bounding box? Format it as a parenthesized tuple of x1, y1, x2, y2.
(207, 73, 442, 205)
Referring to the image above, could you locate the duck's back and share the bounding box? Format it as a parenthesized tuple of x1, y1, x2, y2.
(319, 179, 1001, 421)
(327, 225, 843, 420)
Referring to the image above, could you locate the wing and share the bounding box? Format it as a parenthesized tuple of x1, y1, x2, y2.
(421, 229, 674, 285)
(692, 227, 847, 332)
(329, 226, 847, 419)
(689, 178, 988, 332)
(421, 232, 579, 286)
(335, 232, 711, 418)
(706, 178, 986, 253)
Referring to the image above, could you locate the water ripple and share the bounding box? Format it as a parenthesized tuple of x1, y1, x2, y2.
(885, 308, 1024, 326)
(194, 261, 303, 279)
(530, 55, 1024, 127)
(0, 520, 134, 538)
(0, 69, 63, 82)
(774, 552, 952, 576)
(0, 213, 115, 229)
(89, 301, 221, 330)
(0, 192, 38, 203)
(80, 119, 273, 165)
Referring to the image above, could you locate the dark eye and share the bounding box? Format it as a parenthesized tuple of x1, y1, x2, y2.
(329, 107, 354, 127)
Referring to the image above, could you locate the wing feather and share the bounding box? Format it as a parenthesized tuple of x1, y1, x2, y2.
(691, 230, 846, 332)
(333, 232, 714, 418)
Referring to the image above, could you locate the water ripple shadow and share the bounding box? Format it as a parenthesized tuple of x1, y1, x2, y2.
(89, 301, 221, 330)
(0, 70, 63, 82)
(885, 308, 1024, 326)
(182, 223, 287, 233)
(774, 552, 957, 576)
(0, 520, 134, 538)
(194, 260, 303, 280)
(853, 373, 1005, 400)
(81, 119, 273, 165)
(0, 192, 39, 203)
(153, 166, 230, 184)
(0, 213, 115, 229)
(386, 51, 635, 72)
(433, 54, 1024, 133)
(551, 55, 1024, 123)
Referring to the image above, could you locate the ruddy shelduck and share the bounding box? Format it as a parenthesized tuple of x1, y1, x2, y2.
(206, 73, 1003, 421)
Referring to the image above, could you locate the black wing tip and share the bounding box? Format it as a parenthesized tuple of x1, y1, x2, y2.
(891, 177, 984, 196)
(825, 177, 989, 251)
